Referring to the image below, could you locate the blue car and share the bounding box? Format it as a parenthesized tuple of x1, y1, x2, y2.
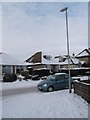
(37, 73, 73, 92)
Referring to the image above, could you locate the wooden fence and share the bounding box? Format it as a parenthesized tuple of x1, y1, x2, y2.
(74, 80, 90, 103)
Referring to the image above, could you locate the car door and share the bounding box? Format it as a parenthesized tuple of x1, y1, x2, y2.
(64, 74, 69, 88)
(54, 75, 65, 90)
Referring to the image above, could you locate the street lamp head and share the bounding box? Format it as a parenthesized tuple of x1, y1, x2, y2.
(60, 7, 67, 12)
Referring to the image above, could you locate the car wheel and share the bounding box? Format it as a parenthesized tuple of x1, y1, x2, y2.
(48, 86, 53, 92)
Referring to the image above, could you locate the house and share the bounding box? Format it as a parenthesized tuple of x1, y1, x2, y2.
(75, 48, 90, 67)
(54, 55, 66, 62)
(54, 55, 84, 69)
(25, 51, 85, 74)
(0, 52, 27, 81)
(25, 51, 61, 73)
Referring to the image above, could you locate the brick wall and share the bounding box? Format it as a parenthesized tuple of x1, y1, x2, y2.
(77, 57, 90, 67)
(32, 52, 42, 63)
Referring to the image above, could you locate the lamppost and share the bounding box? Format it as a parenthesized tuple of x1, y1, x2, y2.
(60, 7, 72, 93)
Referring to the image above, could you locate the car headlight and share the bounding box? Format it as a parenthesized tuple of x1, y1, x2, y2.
(43, 83, 47, 87)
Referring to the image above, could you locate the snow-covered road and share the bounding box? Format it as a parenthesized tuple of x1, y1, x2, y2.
(2, 86, 38, 97)
(1, 80, 88, 118)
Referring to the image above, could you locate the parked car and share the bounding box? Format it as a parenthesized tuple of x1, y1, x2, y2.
(37, 73, 73, 92)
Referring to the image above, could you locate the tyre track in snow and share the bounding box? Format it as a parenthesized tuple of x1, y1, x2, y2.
(2, 86, 38, 98)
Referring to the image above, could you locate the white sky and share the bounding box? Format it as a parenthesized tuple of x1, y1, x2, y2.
(0, 1, 88, 61)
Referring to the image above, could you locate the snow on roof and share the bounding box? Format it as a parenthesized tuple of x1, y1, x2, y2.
(76, 48, 90, 57)
(25, 51, 83, 66)
(0, 52, 27, 66)
(80, 61, 85, 64)
(71, 57, 80, 64)
(59, 57, 80, 65)
(33, 68, 50, 71)
(55, 73, 68, 76)
(77, 51, 89, 57)
(59, 59, 71, 65)
(42, 55, 60, 65)
(61, 67, 90, 70)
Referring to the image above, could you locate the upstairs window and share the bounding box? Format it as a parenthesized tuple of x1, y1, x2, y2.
(43, 55, 52, 60)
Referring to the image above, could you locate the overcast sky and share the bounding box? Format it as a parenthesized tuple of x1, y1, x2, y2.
(1, 2, 88, 61)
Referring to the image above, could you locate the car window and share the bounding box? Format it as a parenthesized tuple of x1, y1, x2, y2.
(55, 75, 64, 80)
(48, 75, 55, 81)
(64, 75, 69, 79)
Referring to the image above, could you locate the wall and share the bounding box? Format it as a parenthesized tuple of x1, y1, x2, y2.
(60, 64, 78, 69)
(74, 80, 90, 103)
(31, 64, 45, 70)
(51, 65, 59, 73)
(2, 65, 27, 75)
(77, 57, 90, 67)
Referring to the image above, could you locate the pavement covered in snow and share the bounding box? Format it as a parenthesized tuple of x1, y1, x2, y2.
(1, 79, 88, 118)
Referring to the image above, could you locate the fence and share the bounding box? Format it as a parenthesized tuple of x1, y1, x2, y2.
(74, 80, 90, 103)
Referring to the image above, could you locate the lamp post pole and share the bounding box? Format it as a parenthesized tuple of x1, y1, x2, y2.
(60, 7, 72, 93)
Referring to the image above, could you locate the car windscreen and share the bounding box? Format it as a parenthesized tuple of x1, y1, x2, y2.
(48, 75, 55, 81)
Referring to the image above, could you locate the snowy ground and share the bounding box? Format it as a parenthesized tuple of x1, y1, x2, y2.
(0, 83, 2, 120)
(1, 79, 89, 118)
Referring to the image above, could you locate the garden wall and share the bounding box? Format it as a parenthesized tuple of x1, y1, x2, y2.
(74, 80, 90, 103)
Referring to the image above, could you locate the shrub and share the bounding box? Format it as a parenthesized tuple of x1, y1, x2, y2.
(3, 73, 17, 82)
(23, 75, 32, 80)
(33, 69, 50, 77)
(21, 70, 29, 76)
(21, 70, 31, 80)
(32, 75, 40, 80)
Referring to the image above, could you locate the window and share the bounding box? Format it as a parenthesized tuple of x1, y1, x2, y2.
(65, 75, 69, 79)
(2, 66, 6, 74)
(2, 66, 11, 74)
(6, 66, 11, 74)
(55, 75, 64, 80)
(43, 55, 52, 60)
(16, 66, 21, 74)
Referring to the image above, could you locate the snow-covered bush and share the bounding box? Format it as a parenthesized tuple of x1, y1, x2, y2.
(21, 70, 31, 80)
(3, 73, 17, 82)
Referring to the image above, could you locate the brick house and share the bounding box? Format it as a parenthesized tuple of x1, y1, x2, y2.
(55, 55, 83, 69)
(75, 48, 90, 67)
(25, 51, 61, 73)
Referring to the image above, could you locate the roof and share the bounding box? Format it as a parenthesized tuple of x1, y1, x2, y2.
(0, 52, 27, 66)
(25, 51, 41, 63)
(42, 55, 60, 65)
(76, 48, 90, 58)
(55, 73, 68, 76)
(25, 51, 61, 65)
(59, 57, 80, 65)
(25, 51, 83, 66)
(54, 55, 82, 65)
